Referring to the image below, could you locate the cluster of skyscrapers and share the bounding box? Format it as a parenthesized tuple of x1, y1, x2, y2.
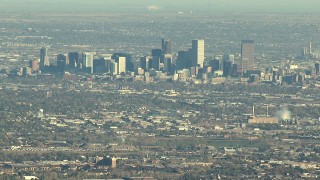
(175, 39, 255, 79)
(32, 48, 131, 76)
(176, 39, 205, 70)
(139, 39, 174, 75)
(27, 39, 257, 80)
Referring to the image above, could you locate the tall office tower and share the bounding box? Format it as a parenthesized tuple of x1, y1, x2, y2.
(241, 40, 255, 73)
(150, 57, 160, 70)
(161, 39, 173, 54)
(191, 39, 205, 68)
(140, 56, 152, 71)
(82, 52, 94, 73)
(223, 60, 232, 77)
(315, 63, 320, 76)
(56, 54, 67, 72)
(116, 56, 126, 74)
(152, 49, 162, 58)
(68, 52, 80, 68)
(163, 54, 173, 73)
(151, 49, 162, 71)
(222, 54, 234, 77)
(93, 58, 106, 74)
(177, 50, 191, 70)
(209, 59, 220, 71)
(40, 47, 50, 70)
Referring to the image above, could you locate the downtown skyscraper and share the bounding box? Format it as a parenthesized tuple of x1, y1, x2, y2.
(40, 47, 50, 71)
(240, 40, 255, 73)
(82, 52, 94, 73)
(161, 39, 173, 54)
(191, 39, 205, 68)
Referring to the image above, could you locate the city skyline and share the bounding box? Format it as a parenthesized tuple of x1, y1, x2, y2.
(0, 2, 320, 179)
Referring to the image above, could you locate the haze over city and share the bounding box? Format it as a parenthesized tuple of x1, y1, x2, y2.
(0, 0, 320, 179)
(1, 0, 320, 13)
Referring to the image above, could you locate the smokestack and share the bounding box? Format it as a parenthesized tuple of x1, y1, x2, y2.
(309, 42, 312, 54)
(252, 105, 255, 117)
(266, 105, 269, 117)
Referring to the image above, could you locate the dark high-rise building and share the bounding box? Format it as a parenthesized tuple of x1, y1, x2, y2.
(152, 49, 162, 58)
(161, 39, 173, 54)
(40, 47, 49, 71)
(209, 59, 220, 72)
(241, 40, 255, 73)
(140, 56, 152, 71)
(93, 58, 106, 73)
(231, 64, 238, 77)
(151, 49, 162, 71)
(223, 60, 232, 77)
(163, 54, 173, 74)
(177, 50, 191, 70)
(150, 57, 160, 70)
(68, 52, 81, 68)
(56, 54, 67, 72)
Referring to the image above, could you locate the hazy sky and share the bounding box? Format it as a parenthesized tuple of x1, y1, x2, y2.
(0, 0, 320, 14)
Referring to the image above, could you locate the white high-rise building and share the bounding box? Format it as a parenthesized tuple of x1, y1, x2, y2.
(191, 39, 205, 68)
(82, 52, 94, 73)
(116, 57, 126, 74)
(110, 61, 118, 75)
